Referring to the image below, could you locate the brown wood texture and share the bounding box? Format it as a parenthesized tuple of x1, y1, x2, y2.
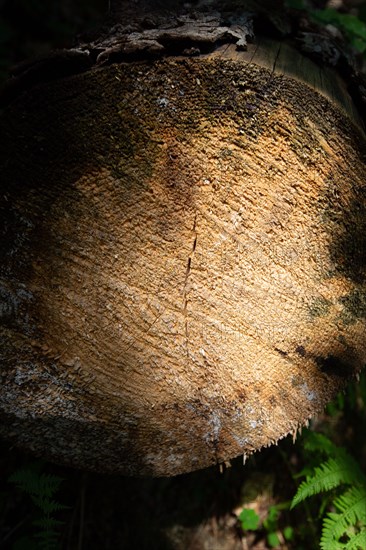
(1, 30, 365, 475)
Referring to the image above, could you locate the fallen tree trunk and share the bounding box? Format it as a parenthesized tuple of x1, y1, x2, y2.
(1, 0, 365, 476)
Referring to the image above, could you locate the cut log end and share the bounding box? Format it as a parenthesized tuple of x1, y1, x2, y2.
(0, 39, 365, 476)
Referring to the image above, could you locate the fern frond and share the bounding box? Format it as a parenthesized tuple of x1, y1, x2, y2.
(9, 465, 65, 550)
(31, 496, 68, 514)
(35, 530, 60, 550)
(320, 512, 345, 550)
(291, 454, 362, 509)
(343, 529, 366, 550)
(320, 486, 366, 550)
(32, 474, 64, 499)
(33, 517, 64, 530)
(334, 485, 366, 517)
(34, 529, 59, 540)
(320, 485, 366, 544)
(9, 470, 64, 500)
(303, 431, 339, 456)
(9, 469, 44, 496)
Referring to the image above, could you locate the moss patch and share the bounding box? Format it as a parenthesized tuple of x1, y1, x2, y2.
(308, 297, 332, 319)
(340, 289, 366, 324)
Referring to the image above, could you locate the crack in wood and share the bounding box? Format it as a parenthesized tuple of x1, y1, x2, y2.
(271, 41, 282, 75)
(183, 213, 198, 357)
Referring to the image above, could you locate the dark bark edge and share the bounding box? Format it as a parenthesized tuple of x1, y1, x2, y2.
(1, 1, 366, 125)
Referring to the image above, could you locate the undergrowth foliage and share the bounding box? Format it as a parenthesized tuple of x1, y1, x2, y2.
(8, 463, 66, 550)
(291, 432, 366, 550)
(285, 0, 366, 56)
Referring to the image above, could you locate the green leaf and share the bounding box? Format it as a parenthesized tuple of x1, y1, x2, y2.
(310, 8, 366, 50)
(239, 508, 260, 531)
(283, 526, 294, 541)
(267, 531, 280, 548)
(268, 506, 279, 523)
(350, 36, 366, 53)
(263, 505, 279, 531)
(310, 8, 342, 25)
(337, 14, 366, 40)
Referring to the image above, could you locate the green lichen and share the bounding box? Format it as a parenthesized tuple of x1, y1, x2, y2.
(308, 296, 332, 319)
(339, 289, 366, 325)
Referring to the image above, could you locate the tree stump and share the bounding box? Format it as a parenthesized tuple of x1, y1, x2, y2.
(1, 0, 365, 475)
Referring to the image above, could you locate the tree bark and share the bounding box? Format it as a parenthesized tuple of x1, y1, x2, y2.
(1, 0, 365, 476)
